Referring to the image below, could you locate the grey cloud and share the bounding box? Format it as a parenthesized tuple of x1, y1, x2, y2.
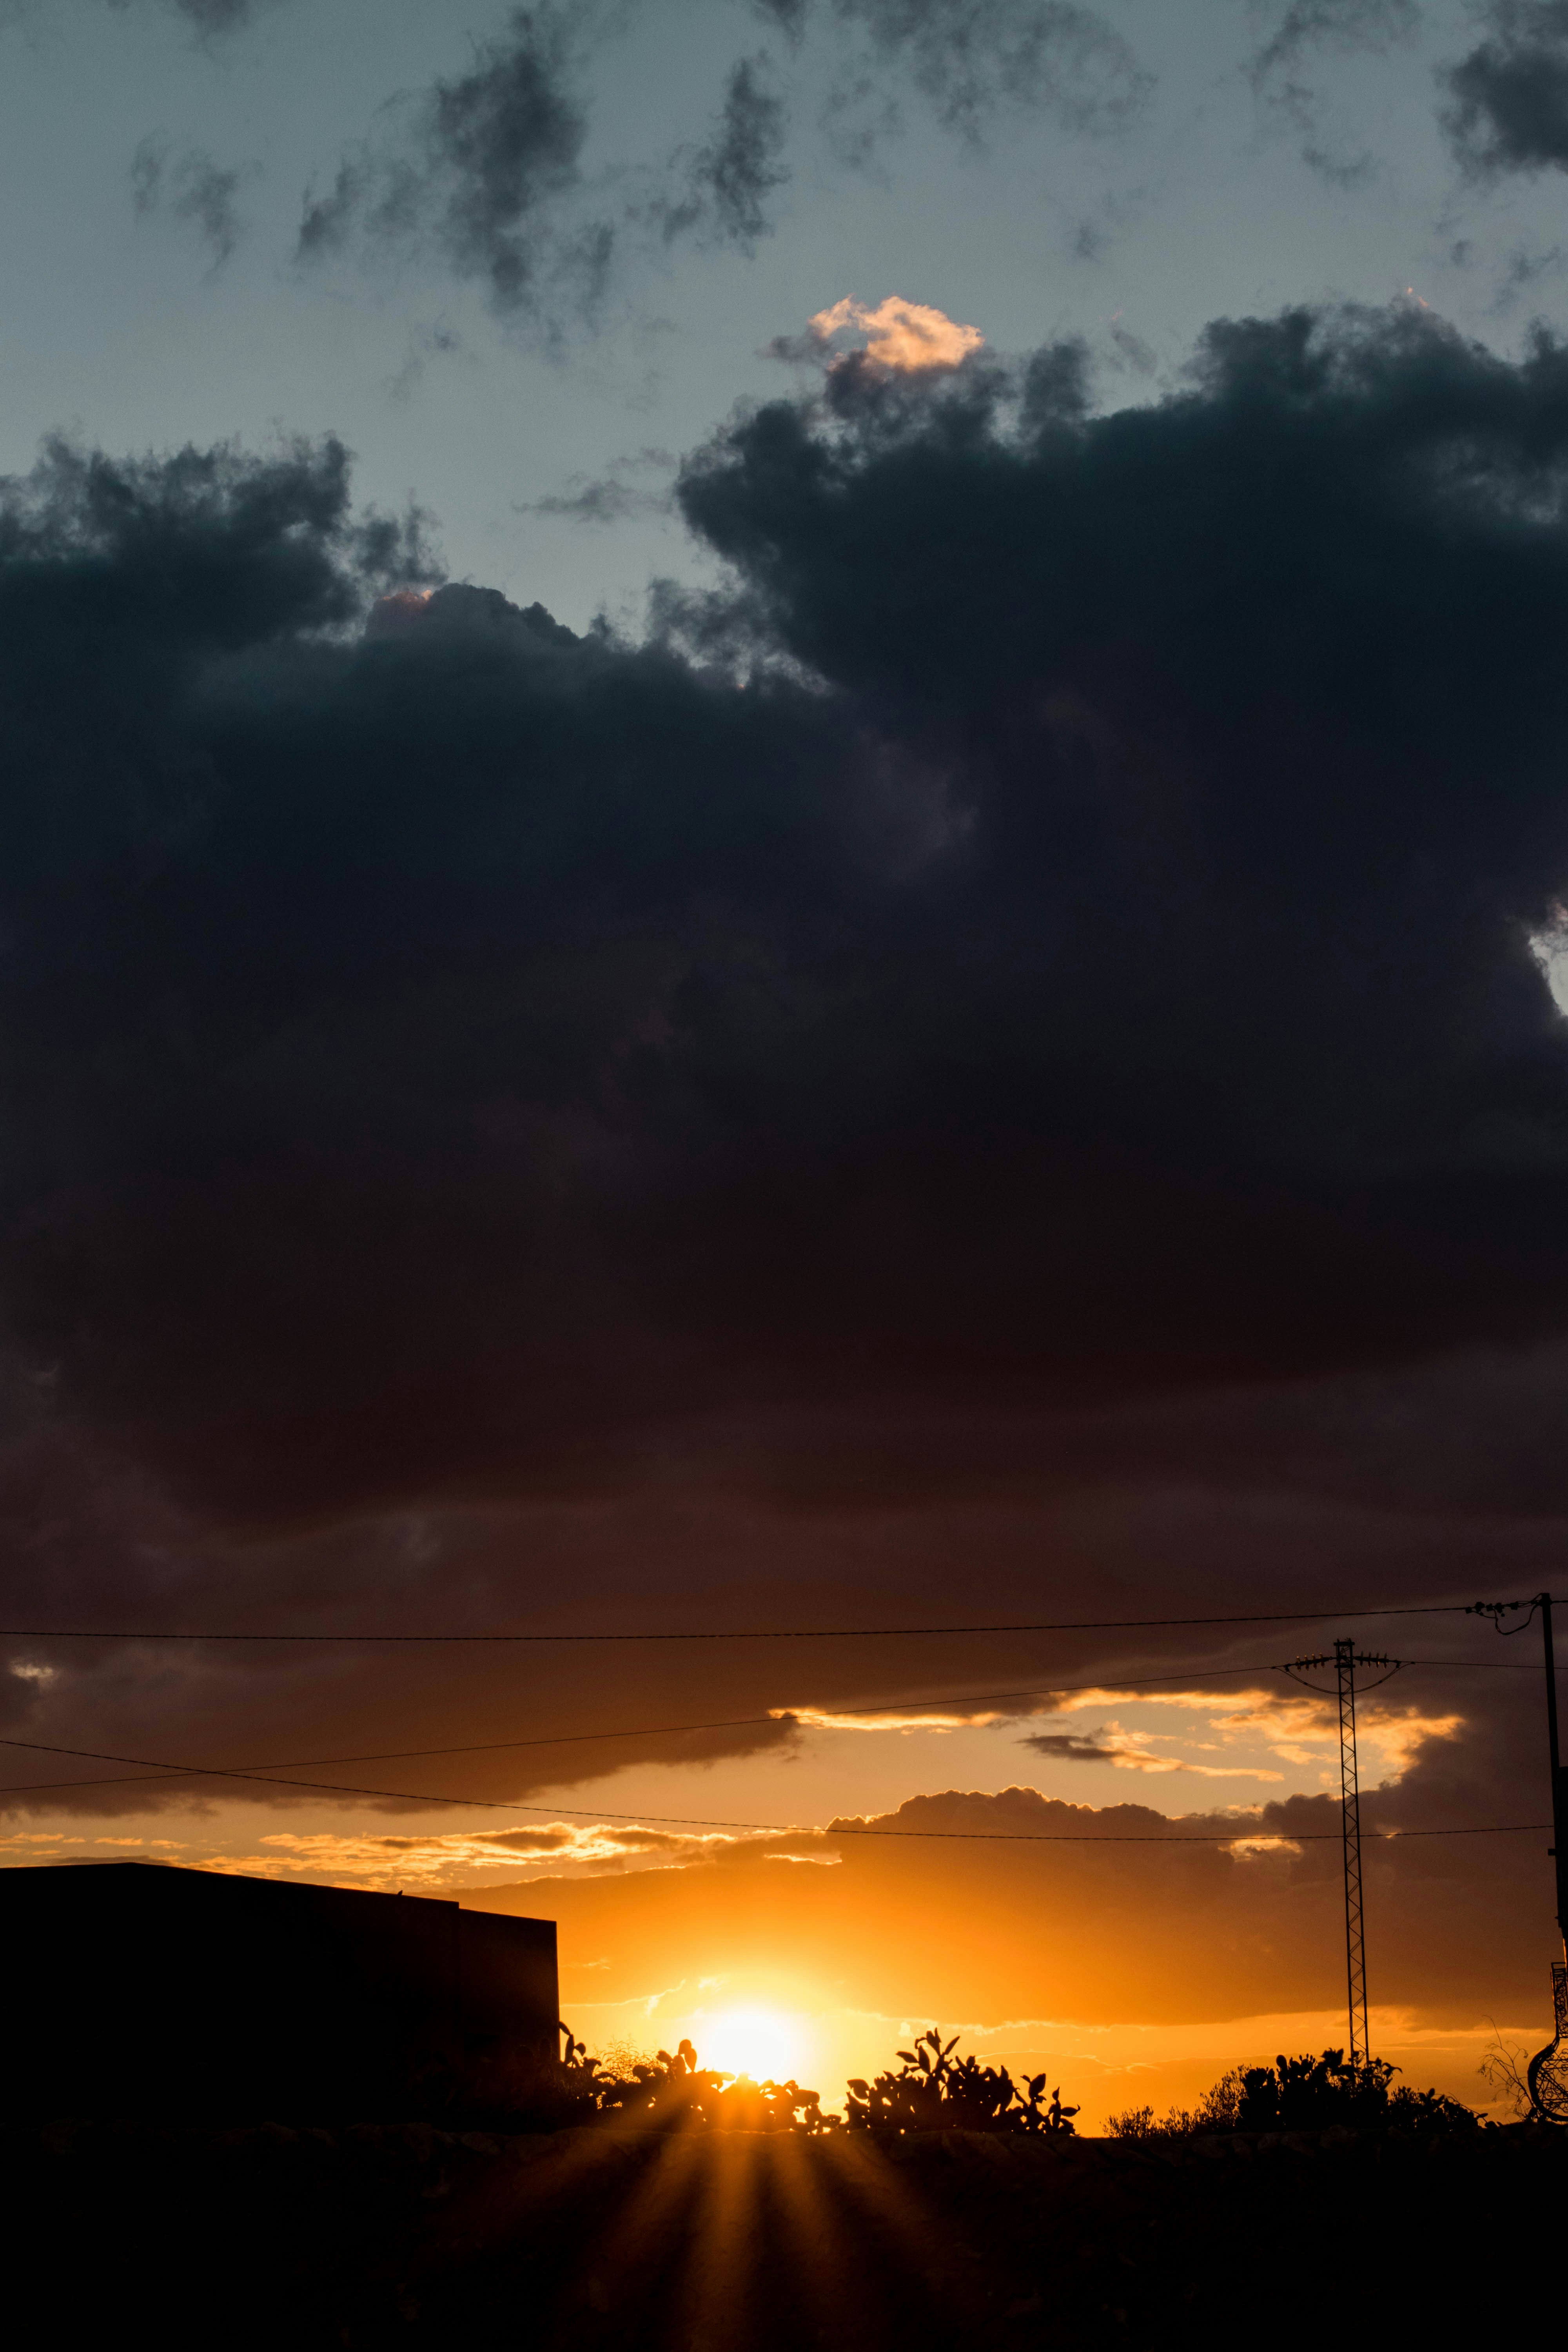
(826, 0, 1151, 142)
(1491, 241, 1568, 310)
(662, 54, 790, 249)
(1249, 0, 1420, 184)
(1019, 1726, 1207, 1771)
(298, 20, 789, 328)
(1250, 0, 1421, 79)
(107, 0, 284, 29)
(522, 479, 674, 525)
(1020, 1728, 1125, 1762)
(298, 5, 601, 322)
(1443, 1, 1568, 175)
(167, 0, 270, 27)
(519, 444, 676, 524)
(427, 4, 592, 309)
(288, 0, 1150, 325)
(1106, 319, 1156, 376)
(131, 134, 249, 267)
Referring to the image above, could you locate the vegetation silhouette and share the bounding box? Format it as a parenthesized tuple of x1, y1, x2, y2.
(548, 2024, 1076, 2134)
(559, 2030, 829, 2131)
(845, 2028, 1078, 2135)
(1107, 2048, 1480, 2139)
(458, 2028, 1483, 2137)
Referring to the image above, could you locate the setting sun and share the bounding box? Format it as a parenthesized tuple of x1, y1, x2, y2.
(701, 2005, 808, 2085)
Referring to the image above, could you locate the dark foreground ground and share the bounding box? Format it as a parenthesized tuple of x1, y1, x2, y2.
(9, 2119, 1561, 2350)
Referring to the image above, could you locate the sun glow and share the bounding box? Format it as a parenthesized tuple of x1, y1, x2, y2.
(701, 2005, 809, 2084)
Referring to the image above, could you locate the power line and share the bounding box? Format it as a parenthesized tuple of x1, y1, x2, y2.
(0, 1597, 1535, 1645)
(0, 1726, 1551, 1844)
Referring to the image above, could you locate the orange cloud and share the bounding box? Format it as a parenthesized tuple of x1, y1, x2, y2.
(1034, 1685, 1465, 1787)
(806, 295, 984, 374)
(787, 1705, 1011, 1732)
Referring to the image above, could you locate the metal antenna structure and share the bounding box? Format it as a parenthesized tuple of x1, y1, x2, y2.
(1284, 1639, 1401, 2067)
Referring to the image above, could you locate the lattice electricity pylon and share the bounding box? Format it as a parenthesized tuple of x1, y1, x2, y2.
(1284, 1640, 1401, 2068)
(1528, 1962, 1568, 2125)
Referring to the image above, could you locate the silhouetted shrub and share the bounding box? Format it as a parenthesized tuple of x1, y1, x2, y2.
(1104, 2069, 1245, 2140)
(562, 2032, 831, 2131)
(1107, 2049, 1479, 2138)
(1236, 2051, 1479, 2132)
(845, 2029, 1078, 2135)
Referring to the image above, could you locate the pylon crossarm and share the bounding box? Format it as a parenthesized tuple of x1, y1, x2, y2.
(1281, 1651, 1399, 1695)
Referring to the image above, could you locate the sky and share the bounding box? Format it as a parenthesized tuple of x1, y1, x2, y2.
(5, 0, 1568, 2124)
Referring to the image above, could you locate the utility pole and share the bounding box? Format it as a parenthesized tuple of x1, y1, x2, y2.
(1539, 1593, 1568, 1960)
(1284, 1642, 1398, 2068)
(1534, 1593, 1568, 2122)
(1468, 1590, 1568, 2123)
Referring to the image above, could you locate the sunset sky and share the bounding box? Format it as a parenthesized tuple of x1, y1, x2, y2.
(5, 0, 1568, 2126)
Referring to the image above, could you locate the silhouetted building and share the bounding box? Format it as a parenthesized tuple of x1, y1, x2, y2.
(0, 1861, 557, 2120)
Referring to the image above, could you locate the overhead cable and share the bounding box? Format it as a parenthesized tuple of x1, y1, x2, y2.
(3, 1595, 1556, 1645)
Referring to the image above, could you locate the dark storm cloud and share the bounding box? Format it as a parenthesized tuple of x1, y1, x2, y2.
(1443, 0, 1568, 174)
(298, 5, 602, 321)
(132, 134, 249, 266)
(7, 303, 1568, 1524)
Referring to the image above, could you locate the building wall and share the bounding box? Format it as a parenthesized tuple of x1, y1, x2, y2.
(0, 1861, 558, 2120)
